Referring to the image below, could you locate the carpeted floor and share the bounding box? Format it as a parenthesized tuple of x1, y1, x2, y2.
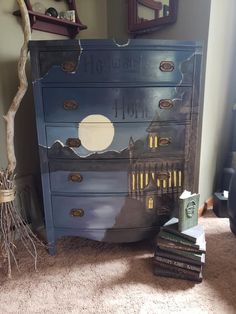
(0, 210, 236, 314)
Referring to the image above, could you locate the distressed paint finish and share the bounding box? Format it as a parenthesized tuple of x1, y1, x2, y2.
(29, 39, 203, 254)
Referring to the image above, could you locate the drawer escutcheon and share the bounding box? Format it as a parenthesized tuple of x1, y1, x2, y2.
(159, 137, 171, 146)
(68, 173, 83, 183)
(63, 100, 79, 110)
(157, 171, 170, 180)
(159, 61, 175, 72)
(61, 61, 77, 73)
(159, 99, 174, 110)
(66, 138, 81, 148)
(70, 208, 84, 218)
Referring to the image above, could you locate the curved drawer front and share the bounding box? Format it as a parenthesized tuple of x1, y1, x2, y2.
(41, 49, 195, 85)
(52, 194, 174, 230)
(43, 87, 192, 123)
(46, 123, 186, 159)
(49, 158, 184, 194)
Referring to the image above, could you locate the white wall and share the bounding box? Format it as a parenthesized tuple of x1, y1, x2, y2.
(199, 0, 236, 204)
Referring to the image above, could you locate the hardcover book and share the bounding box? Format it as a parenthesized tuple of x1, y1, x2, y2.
(156, 245, 206, 264)
(161, 217, 205, 245)
(153, 255, 202, 273)
(158, 229, 201, 250)
(178, 190, 200, 232)
(153, 263, 203, 282)
(154, 247, 204, 267)
(156, 237, 206, 254)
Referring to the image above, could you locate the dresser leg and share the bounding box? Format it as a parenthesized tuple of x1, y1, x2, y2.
(48, 242, 56, 255)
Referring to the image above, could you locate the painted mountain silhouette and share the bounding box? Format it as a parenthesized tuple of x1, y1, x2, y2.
(47, 140, 131, 159)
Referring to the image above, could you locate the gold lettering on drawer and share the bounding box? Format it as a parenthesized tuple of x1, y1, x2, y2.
(68, 173, 83, 183)
(66, 138, 81, 147)
(159, 61, 175, 72)
(70, 208, 84, 217)
(63, 100, 79, 110)
(159, 99, 174, 109)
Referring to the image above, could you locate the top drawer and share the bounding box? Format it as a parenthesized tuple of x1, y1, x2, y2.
(40, 49, 195, 85)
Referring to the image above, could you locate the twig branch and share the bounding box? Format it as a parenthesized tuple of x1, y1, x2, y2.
(3, 0, 31, 176)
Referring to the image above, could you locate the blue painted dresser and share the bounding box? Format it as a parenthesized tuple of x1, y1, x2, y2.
(29, 39, 203, 254)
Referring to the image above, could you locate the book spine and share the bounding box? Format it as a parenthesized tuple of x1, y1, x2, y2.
(156, 245, 204, 264)
(153, 260, 201, 279)
(159, 231, 200, 249)
(161, 226, 196, 243)
(154, 255, 201, 272)
(157, 240, 205, 254)
(155, 248, 202, 266)
(153, 266, 202, 282)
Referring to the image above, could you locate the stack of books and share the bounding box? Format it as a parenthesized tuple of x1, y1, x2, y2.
(153, 217, 206, 282)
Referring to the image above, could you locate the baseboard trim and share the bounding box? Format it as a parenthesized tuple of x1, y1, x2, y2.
(198, 196, 213, 217)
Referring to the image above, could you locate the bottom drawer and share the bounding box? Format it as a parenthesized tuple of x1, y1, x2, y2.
(52, 193, 178, 230)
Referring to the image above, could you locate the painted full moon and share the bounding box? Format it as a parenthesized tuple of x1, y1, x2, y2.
(79, 114, 115, 152)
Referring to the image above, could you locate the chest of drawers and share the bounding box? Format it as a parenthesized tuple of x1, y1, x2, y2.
(29, 39, 203, 254)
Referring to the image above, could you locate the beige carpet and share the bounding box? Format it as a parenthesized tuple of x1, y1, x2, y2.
(0, 210, 236, 314)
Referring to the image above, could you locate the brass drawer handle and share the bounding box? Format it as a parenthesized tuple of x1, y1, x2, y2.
(66, 138, 81, 148)
(159, 99, 174, 110)
(68, 173, 83, 183)
(61, 61, 77, 73)
(63, 100, 79, 110)
(159, 61, 175, 72)
(159, 137, 171, 146)
(70, 208, 84, 217)
(157, 171, 170, 180)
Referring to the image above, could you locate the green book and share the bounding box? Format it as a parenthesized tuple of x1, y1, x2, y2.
(158, 230, 200, 250)
(156, 245, 205, 265)
(156, 237, 206, 254)
(153, 263, 203, 282)
(178, 190, 200, 232)
(162, 217, 205, 245)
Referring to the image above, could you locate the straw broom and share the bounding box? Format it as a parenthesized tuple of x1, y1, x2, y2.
(0, 0, 43, 278)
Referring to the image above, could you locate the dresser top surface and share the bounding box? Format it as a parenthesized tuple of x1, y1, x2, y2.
(28, 39, 203, 51)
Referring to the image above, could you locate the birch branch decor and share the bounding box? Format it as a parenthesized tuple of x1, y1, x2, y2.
(0, 0, 43, 278)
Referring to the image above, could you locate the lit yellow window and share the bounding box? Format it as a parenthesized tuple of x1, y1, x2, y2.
(149, 136, 153, 148)
(140, 172, 144, 189)
(148, 197, 154, 209)
(132, 173, 135, 191)
(154, 136, 158, 148)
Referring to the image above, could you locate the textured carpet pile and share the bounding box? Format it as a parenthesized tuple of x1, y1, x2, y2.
(0, 210, 236, 314)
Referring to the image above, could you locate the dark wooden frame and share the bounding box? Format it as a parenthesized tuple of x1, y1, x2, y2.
(128, 0, 178, 35)
(13, 0, 87, 38)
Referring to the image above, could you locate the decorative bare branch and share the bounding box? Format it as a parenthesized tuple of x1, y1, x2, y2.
(0, 1, 45, 278)
(3, 0, 31, 176)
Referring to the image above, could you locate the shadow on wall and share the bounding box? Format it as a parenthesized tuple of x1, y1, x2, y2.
(0, 59, 40, 178)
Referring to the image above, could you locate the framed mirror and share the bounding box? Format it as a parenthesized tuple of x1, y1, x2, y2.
(128, 0, 178, 35)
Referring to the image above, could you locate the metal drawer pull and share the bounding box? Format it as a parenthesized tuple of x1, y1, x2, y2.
(68, 173, 83, 183)
(159, 61, 175, 72)
(159, 137, 171, 146)
(70, 208, 84, 217)
(66, 138, 81, 147)
(61, 61, 77, 72)
(63, 100, 79, 110)
(157, 171, 170, 180)
(159, 99, 174, 109)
